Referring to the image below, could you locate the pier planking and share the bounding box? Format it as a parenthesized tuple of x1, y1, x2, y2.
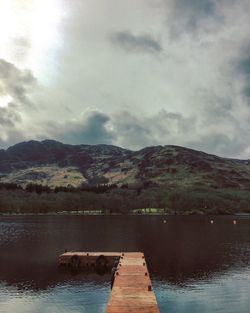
(58, 251, 160, 313)
(106, 252, 160, 313)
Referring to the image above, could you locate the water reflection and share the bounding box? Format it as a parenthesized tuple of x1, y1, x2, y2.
(0, 215, 250, 312)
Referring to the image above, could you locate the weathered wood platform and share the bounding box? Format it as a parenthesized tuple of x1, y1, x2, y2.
(58, 251, 160, 313)
(106, 252, 160, 313)
(58, 251, 119, 268)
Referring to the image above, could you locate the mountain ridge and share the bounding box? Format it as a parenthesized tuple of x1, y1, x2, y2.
(1, 139, 250, 190)
(2, 139, 249, 161)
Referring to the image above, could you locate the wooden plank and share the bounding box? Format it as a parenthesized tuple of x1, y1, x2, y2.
(58, 251, 160, 312)
(61, 252, 121, 257)
(107, 302, 160, 313)
(58, 251, 121, 267)
(118, 265, 147, 274)
(106, 252, 160, 313)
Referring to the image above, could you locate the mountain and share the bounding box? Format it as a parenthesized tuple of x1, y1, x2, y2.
(1, 139, 250, 190)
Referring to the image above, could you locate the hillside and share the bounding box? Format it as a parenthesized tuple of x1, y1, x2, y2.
(0, 140, 250, 190)
(1, 140, 250, 215)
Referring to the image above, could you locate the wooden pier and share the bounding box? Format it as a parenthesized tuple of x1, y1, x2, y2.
(58, 251, 160, 313)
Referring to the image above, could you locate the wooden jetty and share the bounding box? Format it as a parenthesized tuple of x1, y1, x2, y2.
(58, 251, 160, 313)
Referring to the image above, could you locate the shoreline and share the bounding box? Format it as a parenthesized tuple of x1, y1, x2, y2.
(1, 211, 247, 216)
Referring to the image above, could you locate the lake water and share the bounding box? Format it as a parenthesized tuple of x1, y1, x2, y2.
(0, 215, 250, 313)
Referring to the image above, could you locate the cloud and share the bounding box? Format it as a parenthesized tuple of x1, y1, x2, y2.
(0, 59, 36, 147)
(45, 109, 196, 151)
(113, 108, 250, 158)
(10, 36, 31, 62)
(2, 1, 250, 159)
(112, 110, 196, 150)
(236, 45, 250, 103)
(155, 0, 225, 36)
(46, 110, 115, 145)
(0, 104, 21, 127)
(243, 86, 250, 100)
(110, 31, 162, 53)
(171, 0, 216, 25)
(112, 112, 153, 148)
(238, 58, 250, 76)
(2, 103, 250, 158)
(45, 106, 250, 158)
(187, 133, 249, 158)
(0, 58, 36, 106)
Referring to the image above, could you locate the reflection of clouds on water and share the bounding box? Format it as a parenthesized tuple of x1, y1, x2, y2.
(0, 216, 250, 312)
(0, 282, 110, 313)
(154, 270, 250, 313)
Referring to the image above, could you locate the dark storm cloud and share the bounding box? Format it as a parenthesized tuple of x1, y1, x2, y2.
(47, 110, 115, 145)
(110, 31, 162, 53)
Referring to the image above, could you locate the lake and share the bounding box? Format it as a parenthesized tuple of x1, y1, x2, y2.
(0, 215, 250, 313)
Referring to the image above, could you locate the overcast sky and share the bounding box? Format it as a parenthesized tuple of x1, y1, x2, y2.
(1, 0, 250, 158)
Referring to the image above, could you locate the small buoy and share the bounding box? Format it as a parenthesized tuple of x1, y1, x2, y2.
(163, 220, 167, 224)
(210, 220, 214, 224)
(233, 220, 237, 225)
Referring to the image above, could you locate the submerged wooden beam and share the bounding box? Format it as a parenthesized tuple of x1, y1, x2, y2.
(58, 251, 160, 313)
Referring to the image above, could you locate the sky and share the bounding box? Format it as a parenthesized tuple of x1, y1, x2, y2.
(0, 0, 250, 158)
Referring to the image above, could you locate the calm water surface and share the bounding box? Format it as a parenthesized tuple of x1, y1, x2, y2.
(0, 215, 250, 313)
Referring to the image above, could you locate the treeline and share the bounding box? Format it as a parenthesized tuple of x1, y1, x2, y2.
(0, 183, 23, 191)
(0, 182, 119, 194)
(0, 183, 250, 215)
(0, 188, 143, 214)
